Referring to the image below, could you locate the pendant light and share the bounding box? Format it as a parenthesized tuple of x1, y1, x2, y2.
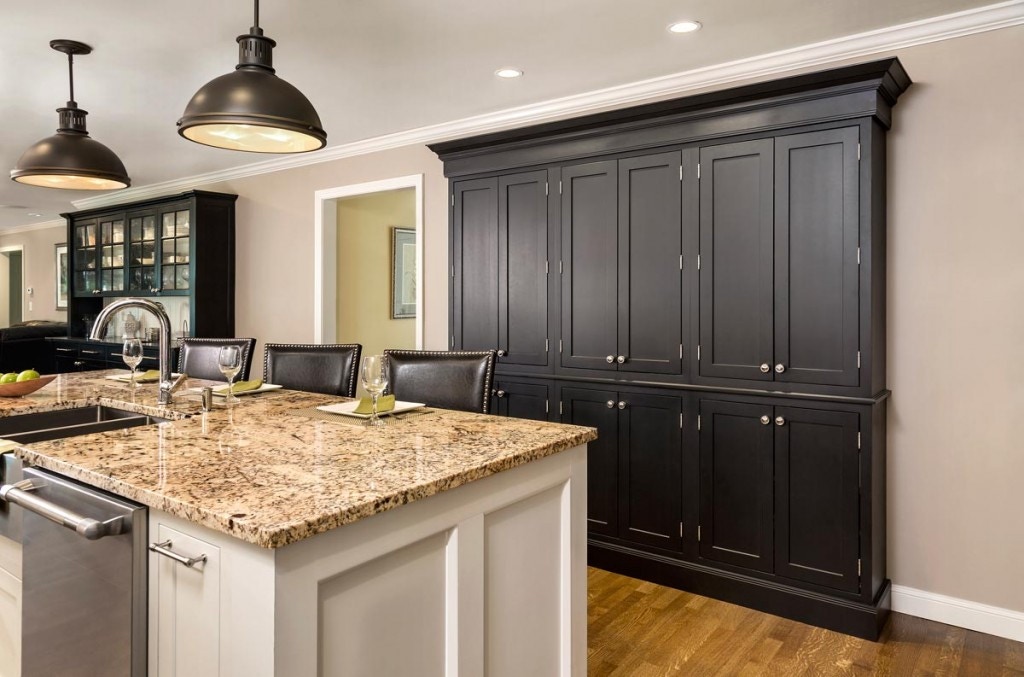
(10, 40, 131, 190)
(177, 0, 327, 153)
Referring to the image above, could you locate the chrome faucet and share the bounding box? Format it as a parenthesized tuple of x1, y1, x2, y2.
(89, 297, 185, 406)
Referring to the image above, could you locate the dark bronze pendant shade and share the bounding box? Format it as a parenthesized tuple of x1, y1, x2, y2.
(177, 0, 326, 153)
(11, 40, 131, 191)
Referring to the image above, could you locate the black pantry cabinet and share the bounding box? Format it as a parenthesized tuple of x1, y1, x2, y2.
(432, 58, 910, 639)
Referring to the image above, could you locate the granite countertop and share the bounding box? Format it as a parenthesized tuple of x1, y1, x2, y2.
(3, 371, 596, 548)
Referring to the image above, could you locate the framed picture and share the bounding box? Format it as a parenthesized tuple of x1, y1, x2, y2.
(55, 243, 69, 310)
(391, 227, 416, 319)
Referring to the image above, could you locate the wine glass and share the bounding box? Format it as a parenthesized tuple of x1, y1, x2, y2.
(360, 355, 389, 427)
(122, 337, 143, 389)
(218, 345, 242, 405)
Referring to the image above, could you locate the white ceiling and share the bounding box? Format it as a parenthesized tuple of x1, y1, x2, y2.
(0, 0, 1001, 229)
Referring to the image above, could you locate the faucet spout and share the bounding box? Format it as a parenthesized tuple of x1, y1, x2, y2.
(90, 298, 177, 406)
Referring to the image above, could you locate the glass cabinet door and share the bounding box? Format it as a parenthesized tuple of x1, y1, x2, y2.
(99, 217, 126, 292)
(128, 212, 157, 292)
(73, 219, 98, 295)
(160, 207, 191, 292)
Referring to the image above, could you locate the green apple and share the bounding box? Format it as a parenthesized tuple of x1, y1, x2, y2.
(0, 373, 17, 384)
(16, 369, 39, 382)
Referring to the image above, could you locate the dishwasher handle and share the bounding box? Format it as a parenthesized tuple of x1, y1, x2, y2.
(0, 480, 125, 540)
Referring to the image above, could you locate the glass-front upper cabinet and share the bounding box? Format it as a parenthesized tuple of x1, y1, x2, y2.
(128, 211, 157, 292)
(99, 215, 126, 292)
(160, 206, 191, 292)
(73, 218, 98, 296)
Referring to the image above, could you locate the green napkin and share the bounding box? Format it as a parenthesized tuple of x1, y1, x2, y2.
(354, 394, 395, 415)
(215, 380, 263, 395)
(133, 369, 161, 383)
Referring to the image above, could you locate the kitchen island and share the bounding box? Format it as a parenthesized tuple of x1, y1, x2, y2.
(0, 371, 595, 676)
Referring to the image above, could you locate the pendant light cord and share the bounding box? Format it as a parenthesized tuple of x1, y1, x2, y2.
(67, 52, 75, 105)
(253, 0, 260, 31)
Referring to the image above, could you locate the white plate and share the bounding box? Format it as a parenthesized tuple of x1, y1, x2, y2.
(105, 372, 182, 383)
(204, 383, 283, 397)
(317, 400, 426, 419)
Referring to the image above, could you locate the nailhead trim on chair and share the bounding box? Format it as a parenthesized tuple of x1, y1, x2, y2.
(382, 350, 496, 414)
(178, 337, 257, 380)
(262, 343, 363, 397)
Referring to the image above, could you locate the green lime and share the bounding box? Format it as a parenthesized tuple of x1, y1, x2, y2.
(16, 369, 40, 382)
(0, 373, 17, 384)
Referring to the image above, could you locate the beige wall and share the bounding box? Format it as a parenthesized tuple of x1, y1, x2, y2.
(336, 188, 416, 360)
(0, 224, 66, 324)
(184, 26, 1023, 613)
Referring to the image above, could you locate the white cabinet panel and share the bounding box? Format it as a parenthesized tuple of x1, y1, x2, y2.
(151, 522, 221, 677)
(0, 567, 19, 677)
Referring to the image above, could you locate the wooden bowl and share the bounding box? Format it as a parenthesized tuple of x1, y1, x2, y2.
(0, 374, 58, 398)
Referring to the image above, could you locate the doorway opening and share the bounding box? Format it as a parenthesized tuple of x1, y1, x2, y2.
(0, 247, 24, 326)
(314, 175, 424, 360)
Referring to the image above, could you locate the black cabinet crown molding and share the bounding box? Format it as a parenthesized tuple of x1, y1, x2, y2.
(430, 58, 910, 178)
(60, 189, 237, 221)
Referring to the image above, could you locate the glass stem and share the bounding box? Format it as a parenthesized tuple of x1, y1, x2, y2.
(371, 393, 379, 423)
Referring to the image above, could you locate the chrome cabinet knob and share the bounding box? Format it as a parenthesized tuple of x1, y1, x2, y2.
(616, 355, 626, 364)
(760, 363, 770, 373)
(775, 363, 785, 373)
(496, 349, 506, 357)
(606, 400, 615, 408)
(760, 415, 770, 425)
(775, 416, 786, 426)
(495, 390, 506, 398)
(617, 401, 627, 410)
(606, 355, 615, 364)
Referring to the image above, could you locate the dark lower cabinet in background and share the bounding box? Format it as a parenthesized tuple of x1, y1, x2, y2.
(490, 378, 552, 421)
(561, 385, 682, 551)
(50, 337, 179, 374)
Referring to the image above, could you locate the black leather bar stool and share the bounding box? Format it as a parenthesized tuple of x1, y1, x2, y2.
(263, 343, 362, 397)
(382, 350, 496, 414)
(177, 337, 257, 381)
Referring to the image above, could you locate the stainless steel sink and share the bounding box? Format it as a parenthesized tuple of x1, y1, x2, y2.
(0, 406, 170, 445)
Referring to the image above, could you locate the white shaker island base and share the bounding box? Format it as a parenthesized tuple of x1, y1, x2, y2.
(148, 445, 587, 677)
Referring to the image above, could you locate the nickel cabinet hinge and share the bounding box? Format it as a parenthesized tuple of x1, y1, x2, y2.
(450, 336, 454, 348)
(696, 255, 701, 270)
(559, 260, 563, 275)
(559, 180, 563, 194)
(857, 143, 861, 161)
(451, 265, 455, 278)
(679, 254, 683, 270)
(545, 182, 549, 196)
(545, 400, 549, 414)
(858, 432, 862, 449)
(857, 351, 862, 368)
(857, 559, 862, 577)
(697, 414, 701, 431)
(679, 522, 684, 538)
(697, 525, 702, 541)
(545, 260, 549, 275)
(451, 194, 455, 207)
(679, 166, 683, 181)
(545, 338, 550, 353)
(559, 339, 563, 353)
(679, 413, 683, 429)
(857, 247, 861, 265)
(697, 163, 701, 180)
(697, 345, 701, 361)
(679, 344, 683, 359)
(559, 401, 563, 416)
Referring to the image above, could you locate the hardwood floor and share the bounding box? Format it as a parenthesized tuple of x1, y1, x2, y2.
(588, 567, 1024, 676)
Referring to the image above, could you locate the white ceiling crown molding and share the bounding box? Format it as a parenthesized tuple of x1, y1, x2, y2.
(72, 0, 1024, 212)
(0, 219, 66, 235)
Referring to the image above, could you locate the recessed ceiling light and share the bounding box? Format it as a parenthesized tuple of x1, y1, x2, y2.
(495, 68, 524, 79)
(667, 20, 702, 34)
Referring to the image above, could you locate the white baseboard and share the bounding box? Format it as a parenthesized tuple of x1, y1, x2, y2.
(891, 584, 1024, 643)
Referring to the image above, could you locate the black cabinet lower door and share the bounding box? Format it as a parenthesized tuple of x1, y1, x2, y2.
(698, 398, 774, 573)
(775, 406, 860, 592)
(618, 392, 682, 550)
(561, 387, 619, 537)
(492, 380, 550, 421)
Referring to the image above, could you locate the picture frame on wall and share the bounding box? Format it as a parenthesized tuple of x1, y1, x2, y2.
(55, 243, 69, 310)
(391, 227, 416, 319)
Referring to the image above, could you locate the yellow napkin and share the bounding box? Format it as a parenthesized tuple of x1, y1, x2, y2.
(215, 380, 263, 395)
(132, 369, 161, 383)
(354, 395, 395, 415)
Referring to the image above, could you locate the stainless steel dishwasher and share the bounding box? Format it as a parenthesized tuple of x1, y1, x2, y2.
(1, 466, 147, 676)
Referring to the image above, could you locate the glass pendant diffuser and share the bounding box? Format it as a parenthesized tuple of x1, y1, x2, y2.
(177, 0, 327, 153)
(11, 40, 131, 190)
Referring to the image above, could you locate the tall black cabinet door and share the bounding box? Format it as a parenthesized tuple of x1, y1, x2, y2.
(453, 178, 499, 352)
(698, 140, 774, 381)
(617, 152, 683, 375)
(774, 128, 860, 387)
(618, 392, 682, 550)
(698, 399, 774, 573)
(561, 386, 619, 536)
(774, 407, 860, 592)
(498, 171, 549, 367)
(561, 161, 618, 370)
(492, 379, 551, 421)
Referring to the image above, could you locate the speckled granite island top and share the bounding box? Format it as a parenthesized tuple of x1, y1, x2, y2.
(4, 371, 596, 548)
